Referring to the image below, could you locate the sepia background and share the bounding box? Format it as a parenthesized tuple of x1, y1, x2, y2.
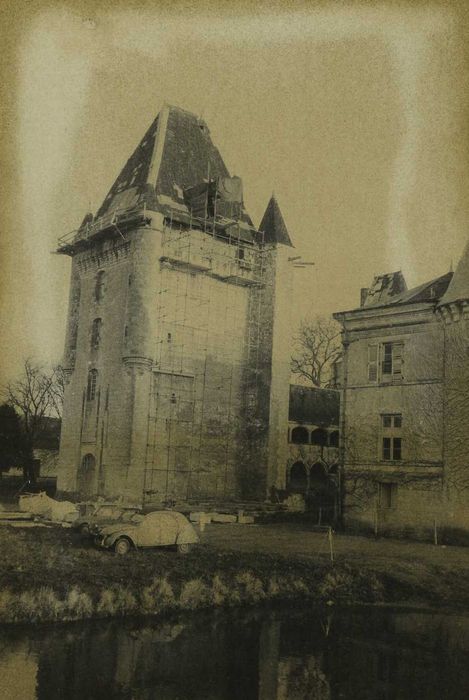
(1, 0, 469, 385)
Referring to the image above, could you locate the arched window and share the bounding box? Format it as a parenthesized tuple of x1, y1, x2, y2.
(311, 428, 328, 446)
(329, 431, 339, 447)
(86, 369, 98, 401)
(291, 426, 309, 444)
(91, 318, 102, 349)
(78, 454, 96, 496)
(82, 454, 95, 471)
(289, 461, 307, 493)
(95, 271, 105, 301)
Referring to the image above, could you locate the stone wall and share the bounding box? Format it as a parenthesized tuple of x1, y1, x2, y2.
(57, 214, 291, 504)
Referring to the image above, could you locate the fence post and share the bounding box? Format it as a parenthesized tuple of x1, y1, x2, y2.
(328, 527, 334, 564)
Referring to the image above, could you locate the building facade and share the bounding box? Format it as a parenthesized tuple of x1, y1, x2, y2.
(283, 385, 340, 520)
(57, 105, 294, 505)
(334, 261, 469, 538)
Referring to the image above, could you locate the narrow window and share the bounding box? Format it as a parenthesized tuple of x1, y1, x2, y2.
(368, 344, 379, 382)
(381, 414, 403, 461)
(87, 369, 98, 401)
(379, 482, 397, 509)
(95, 271, 105, 301)
(382, 343, 393, 375)
(392, 343, 403, 381)
(91, 318, 102, 349)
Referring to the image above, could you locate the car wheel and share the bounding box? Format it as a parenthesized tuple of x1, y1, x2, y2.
(79, 523, 90, 535)
(114, 538, 131, 555)
(177, 543, 192, 555)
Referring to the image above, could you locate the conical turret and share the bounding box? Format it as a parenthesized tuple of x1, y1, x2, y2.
(438, 239, 469, 308)
(259, 195, 293, 246)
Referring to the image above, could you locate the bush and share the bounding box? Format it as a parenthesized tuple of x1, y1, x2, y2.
(234, 572, 265, 603)
(140, 577, 175, 614)
(97, 586, 137, 617)
(65, 587, 93, 619)
(179, 579, 211, 610)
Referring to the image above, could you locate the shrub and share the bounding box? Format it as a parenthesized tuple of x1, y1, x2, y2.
(234, 571, 265, 603)
(96, 586, 136, 617)
(211, 575, 230, 606)
(179, 579, 211, 610)
(140, 577, 175, 614)
(0, 590, 14, 622)
(65, 587, 93, 619)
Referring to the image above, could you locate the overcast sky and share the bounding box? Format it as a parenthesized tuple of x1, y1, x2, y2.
(1, 0, 469, 385)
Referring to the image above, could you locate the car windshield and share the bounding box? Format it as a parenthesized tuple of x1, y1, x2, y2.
(121, 511, 140, 522)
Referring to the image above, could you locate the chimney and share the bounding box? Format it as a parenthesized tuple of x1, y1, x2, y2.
(360, 288, 369, 307)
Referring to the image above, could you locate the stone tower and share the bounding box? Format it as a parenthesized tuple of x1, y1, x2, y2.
(57, 105, 293, 505)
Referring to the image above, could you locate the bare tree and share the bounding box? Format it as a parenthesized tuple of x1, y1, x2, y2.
(291, 316, 342, 388)
(3, 359, 64, 481)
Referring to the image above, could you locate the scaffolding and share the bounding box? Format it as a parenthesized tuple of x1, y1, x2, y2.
(142, 205, 267, 505)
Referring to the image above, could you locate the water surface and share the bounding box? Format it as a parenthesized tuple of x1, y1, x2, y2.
(1, 605, 469, 699)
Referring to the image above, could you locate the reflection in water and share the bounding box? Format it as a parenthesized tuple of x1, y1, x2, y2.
(1, 606, 469, 699)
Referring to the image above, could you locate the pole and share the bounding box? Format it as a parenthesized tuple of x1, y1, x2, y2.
(434, 518, 438, 546)
(328, 527, 334, 564)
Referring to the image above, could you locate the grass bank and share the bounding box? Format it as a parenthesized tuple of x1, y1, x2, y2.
(0, 525, 464, 624)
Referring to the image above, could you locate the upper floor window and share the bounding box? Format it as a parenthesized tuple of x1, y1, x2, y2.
(87, 369, 98, 401)
(368, 342, 403, 383)
(381, 414, 402, 461)
(91, 318, 102, 349)
(291, 426, 309, 444)
(95, 271, 105, 302)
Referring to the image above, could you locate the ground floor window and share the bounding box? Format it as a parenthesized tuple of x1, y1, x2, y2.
(378, 482, 397, 509)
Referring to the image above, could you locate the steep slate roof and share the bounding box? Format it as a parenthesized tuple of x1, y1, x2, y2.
(439, 240, 469, 306)
(346, 271, 453, 314)
(362, 271, 407, 307)
(95, 104, 252, 225)
(259, 195, 293, 246)
(289, 385, 339, 427)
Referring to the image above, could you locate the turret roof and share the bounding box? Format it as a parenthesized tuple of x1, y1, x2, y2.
(259, 195, 293, 247)
(438, 240, 469, 306)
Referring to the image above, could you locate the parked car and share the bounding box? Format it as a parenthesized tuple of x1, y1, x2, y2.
(72, 504, 141, 535)
(95, 510, 199, 555)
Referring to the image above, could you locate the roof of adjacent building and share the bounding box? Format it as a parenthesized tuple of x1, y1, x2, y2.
(94, 104, 253, 226)
(259, 195, 293, 247)
(289, 385, 339, 427)
(438, 241, 469, 306)
(362, 271, 407, 307)
(338, 270, 453, 316)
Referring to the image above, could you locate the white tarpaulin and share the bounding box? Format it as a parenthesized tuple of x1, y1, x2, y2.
(19, 493, 79, 523)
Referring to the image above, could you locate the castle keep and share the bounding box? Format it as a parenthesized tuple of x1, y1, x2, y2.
(57, 105, 293, 505)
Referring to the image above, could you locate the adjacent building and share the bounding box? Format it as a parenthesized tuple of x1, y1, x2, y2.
(334, 255, 469, 538)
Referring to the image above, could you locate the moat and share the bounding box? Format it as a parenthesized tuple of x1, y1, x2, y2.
(1, 605, 469, 699)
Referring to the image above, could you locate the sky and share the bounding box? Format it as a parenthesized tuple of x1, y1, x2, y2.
(1, 0, 469, 385)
